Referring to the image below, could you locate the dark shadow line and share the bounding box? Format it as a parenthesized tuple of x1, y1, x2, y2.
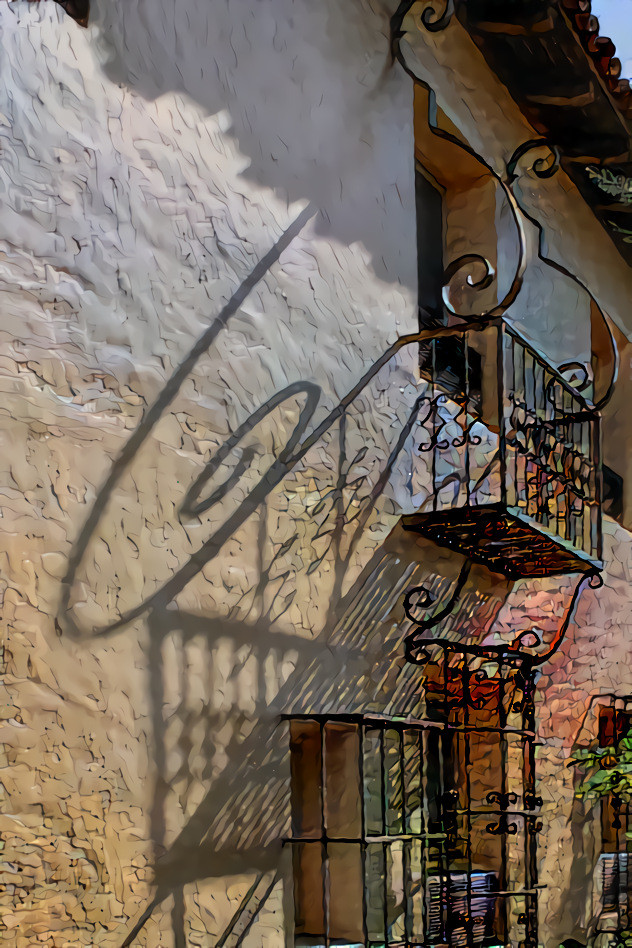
(172, 885, 186, 948)
(216, 873, 266, 948)
(60, 202, 317, 636)
(327, 392, 435, 629)
(234, 873, 279, 946)
(120, 895, 163, 947)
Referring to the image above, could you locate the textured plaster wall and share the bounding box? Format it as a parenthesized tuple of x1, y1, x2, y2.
(0, 1, 418, 943)
(2, 2, 632, 947)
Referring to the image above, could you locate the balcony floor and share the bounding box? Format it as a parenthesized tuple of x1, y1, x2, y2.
(401, 504, 598, 579)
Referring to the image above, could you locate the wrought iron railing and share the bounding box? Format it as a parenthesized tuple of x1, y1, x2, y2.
(407, 318, 601, 577)
(287, 640, 540, 947)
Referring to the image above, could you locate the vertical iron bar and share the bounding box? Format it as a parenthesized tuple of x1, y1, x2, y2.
(463, 658, 474, 948)
(498, 324, 508, 507)
(419, 727, 428, 947)
(432, 340, 438, 513)
(522, 663, 538, 948)
(556, 381, 564, 540)
(400, 728, 412, 946)
(615, 701, 623, 937)
(442, 646, 452, 946)
(498, 659, 509, 945)
(512, 334, 518, 510)
(320, 721, 330, 948)
(359, 724, 369, 948)
(465, 331, 472, 508)
(522, 336, 530, 518)
(623, 802, 630, 928)
(595, 413, 603, 563)
(381, 727, 389, 947)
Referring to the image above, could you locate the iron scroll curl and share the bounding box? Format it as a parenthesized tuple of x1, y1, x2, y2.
(391, 6, 528, 324)
(404, 567, 602, 669)
(391, 10, 619, 410)
(391, 0, 455, 45)
(420, 0, 455, 32)
(506, 139, 619, 411)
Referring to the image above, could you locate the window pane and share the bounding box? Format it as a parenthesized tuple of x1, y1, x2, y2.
(384, 729, 403, 836)
(403, 729, 423, 836)
(290, 719, 323, 838)
(386, 839, 407, 942)
(409, 838, 425, 943)
(365, 842, 386, 944)
(293, 841, 326, 939)
(328, 843, 364, 943)
(364, 729, 383, 837)
(324, 722, 361, 839)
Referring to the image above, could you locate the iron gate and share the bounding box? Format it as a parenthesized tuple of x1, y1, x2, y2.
(287, 640, 541, 947)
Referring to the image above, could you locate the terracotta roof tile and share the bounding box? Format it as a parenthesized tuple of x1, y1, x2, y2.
(561, 0, 632, 119)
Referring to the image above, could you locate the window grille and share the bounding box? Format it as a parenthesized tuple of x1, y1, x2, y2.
(597, 700, 632, 931)
(404, 318, 602, 578)
(287, 644, 541, 948)
(600, 853, 631, 916)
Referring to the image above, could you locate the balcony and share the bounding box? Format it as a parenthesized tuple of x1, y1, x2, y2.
(403, 319, 601, 578)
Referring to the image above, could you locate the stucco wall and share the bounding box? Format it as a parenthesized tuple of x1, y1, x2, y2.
(0, 1, 419, 943)
(1, 2, 632, 947)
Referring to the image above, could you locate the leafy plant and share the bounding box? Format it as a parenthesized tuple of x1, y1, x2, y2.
(586, 166, 632, 205)
(570, 737, 632, 803)
(608, 222, 632, 245)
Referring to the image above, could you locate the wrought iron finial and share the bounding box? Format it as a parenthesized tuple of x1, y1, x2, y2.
(507, 139, 560, 184)
(420, 0, 455, 31)
(391, 0, 454, 53)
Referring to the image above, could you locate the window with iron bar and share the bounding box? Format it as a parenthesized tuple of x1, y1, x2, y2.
(598, 702, 632, 924)
(287, 714, 505, 948)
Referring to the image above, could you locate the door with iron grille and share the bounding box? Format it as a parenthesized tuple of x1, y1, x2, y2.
(287, 642, 540, 947)
(595, 698, 632, 937)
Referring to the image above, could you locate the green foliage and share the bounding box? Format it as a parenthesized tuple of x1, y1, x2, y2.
(608, 222, 632, 245)
(586, 166, 632, 205)
(570, 737, 632, 803)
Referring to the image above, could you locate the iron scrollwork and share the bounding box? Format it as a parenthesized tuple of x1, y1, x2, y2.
(403, 557, 472, 658)
(420, 0, 455, 32)
(486, 816, 519, 836)
(391, 9, 619, 408)
(506, 139, 619, 411)
(391, 0, 455, 43)
(487, 790, 518, 808)
(391, 9, 528, 325)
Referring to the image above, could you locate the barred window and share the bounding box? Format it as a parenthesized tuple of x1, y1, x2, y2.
(288, 715, 502, 948)
(598, 703, 632, 923)
(600, 853, 631, 916)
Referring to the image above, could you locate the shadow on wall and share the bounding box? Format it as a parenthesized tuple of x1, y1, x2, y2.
(58, 1, 490, 939)
(56, 225, 532, 941)
(122, 526, 511, 945)
(86, 0, 413, 288)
